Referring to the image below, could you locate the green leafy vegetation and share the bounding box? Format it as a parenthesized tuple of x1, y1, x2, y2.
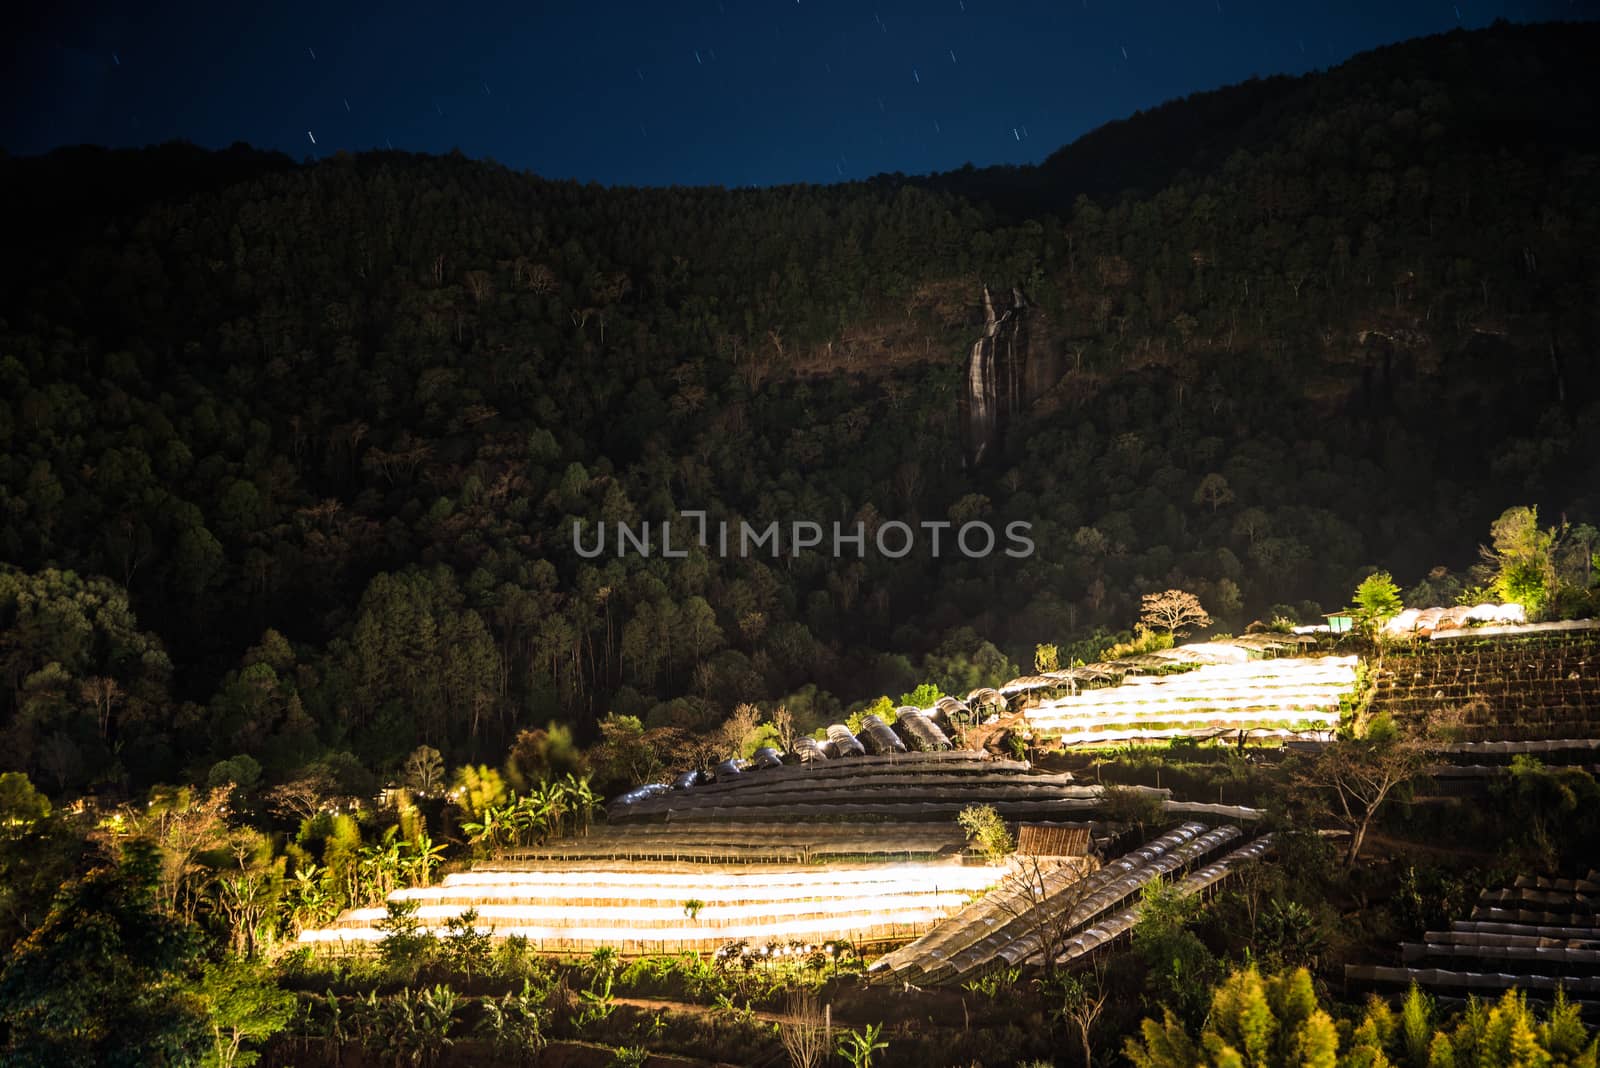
(957, 802, 1016, 861)
(0, 21, 1598, 1068)
(837, 1021, 890, 1068)
(1353, 572, 1405, 638)
(1, 23, 1597, 799)
(0, 843, 208, 1067)
(1126, 965, 1599, 1068)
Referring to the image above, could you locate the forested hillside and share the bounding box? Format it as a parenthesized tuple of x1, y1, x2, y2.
(1, 21, 1597, 794)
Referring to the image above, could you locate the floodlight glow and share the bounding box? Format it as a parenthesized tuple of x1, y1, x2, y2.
(1025, 656, 1357, 744)
(299, 858, 1009, 951)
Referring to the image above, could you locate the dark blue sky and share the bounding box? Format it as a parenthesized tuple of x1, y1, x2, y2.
(6, 0, 1593, 187)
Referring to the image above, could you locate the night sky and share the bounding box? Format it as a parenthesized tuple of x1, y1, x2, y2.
(6, 0, 1595, 188)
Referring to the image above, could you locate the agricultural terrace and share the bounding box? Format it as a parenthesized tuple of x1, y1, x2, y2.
(1349, 870, 1600, 1003)
(299, 621, 1600, 980)
(1369, 624, 1600, 741)
(1022, 656, 1356, 747)
(872, 824, 1273, 987)
(284, 612, 1600, 1068)
(297, 748, 1262, 960)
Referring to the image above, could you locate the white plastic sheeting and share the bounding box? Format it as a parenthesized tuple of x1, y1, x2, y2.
(1027, 657, 1357, 745)
(300, 858, 1006, 952)
(1383, 603, 1527, 636)
(1046, 835, 1275, 967)
(871, 822, 1252, 984)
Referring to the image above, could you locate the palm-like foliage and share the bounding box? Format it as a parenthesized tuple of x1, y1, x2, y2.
(347, 990, 383, 1053)
(588, 945, 620, 982)
(475, 980, 549, 1065)
(837, 1022, 889, 1068)
(534, 780, 568, 840)
(399, 834, 446, 887)
(461, 801, 513, 855)
(437, 774, 598, 858)
(562, 774, 598, 836)
(350, 985, 459, 1068)
(609, 1046, 649, 1068)
(414, 985, 459, 1065)
(505, 792, 547, 847)
(288, 864, 338, 932)
(310, 991, 347, 1067)
(575, 947, 620, 1030)
(356, 826, 404, 905)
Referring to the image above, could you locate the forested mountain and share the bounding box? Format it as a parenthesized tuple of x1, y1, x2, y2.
(924, 19, 1600, 215)
(1, 21, 1596, 794)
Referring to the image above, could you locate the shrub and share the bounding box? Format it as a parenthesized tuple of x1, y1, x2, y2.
(957, 803, 1014, 861)
(376, 899, 438, 978)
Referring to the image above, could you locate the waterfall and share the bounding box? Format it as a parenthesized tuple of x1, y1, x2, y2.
(962, 286, 1022, 466)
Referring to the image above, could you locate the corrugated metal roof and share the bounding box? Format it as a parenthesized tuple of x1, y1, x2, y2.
(1016, 823, 1091, 856)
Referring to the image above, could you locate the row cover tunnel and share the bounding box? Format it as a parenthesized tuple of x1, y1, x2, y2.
(614, 707, 961, 809)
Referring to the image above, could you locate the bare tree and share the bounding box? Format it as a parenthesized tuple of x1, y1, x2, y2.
(263, 773, 336, 823)
(524, 262, 558, 295)
(779, 994, 831, 1068)
(127, 786, 232, 922)
(464, 269, 494, 304)
(770, 705, 798, 753)
(1293, 734, 1430, 866)
(994, 853, 1100, 985)
(1139, 589, 1212, 638)
(403, 745, 446, 795)
(1054, 961, 1109, 1068)
(1224, 853, 1278, 942)
(213, 829, 276, 956)
(718, 703, 762, 757)
(79, 676, 124, 740)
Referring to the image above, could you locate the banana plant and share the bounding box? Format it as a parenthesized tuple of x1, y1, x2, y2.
(477, 995, 508, 1046)
(477, 981, 549, 1064)
(461, 800, 511, 854)
(505, 792, 543, 847)
(350, 989, 383, 1050)
(371, 988, 419, 1066)
(499, 792, 526, 845)
(356, 826, 403, 904)
(562, 774, 598, 836)
(400, 833, 447, 888)
(534, 777, 566, 844)
(576, 947, 619, 1029)
(312, 990, 347, 1067)
(289, 864, 338, 932)
(837, 1023, 889, 1068)
(415, 985, 459, 1066)
(588, 945, 620, 983)
(575, 979, 615, 1029)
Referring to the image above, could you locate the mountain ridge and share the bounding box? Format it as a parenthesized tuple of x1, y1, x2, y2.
(0, 21, 1595, 789)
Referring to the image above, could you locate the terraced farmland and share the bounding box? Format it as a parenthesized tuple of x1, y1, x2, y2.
(1048, 836, 1275, 966)
(870, 823, 1272, 986)
(1026, 656, 1358, 746)
(500, 821, 970, 864)
(299, 857, 1004, 954)
(1347, 872, 1600, 1003)
(608, 752, 1126, 823)
(298, 753, 1195, 957)
(1370, 628, 1600, 740)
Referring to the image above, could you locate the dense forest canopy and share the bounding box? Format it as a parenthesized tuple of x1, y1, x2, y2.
(0, 21, 1596, 794)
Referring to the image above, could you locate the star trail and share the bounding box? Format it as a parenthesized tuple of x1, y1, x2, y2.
(5, 0, 1595, 187)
